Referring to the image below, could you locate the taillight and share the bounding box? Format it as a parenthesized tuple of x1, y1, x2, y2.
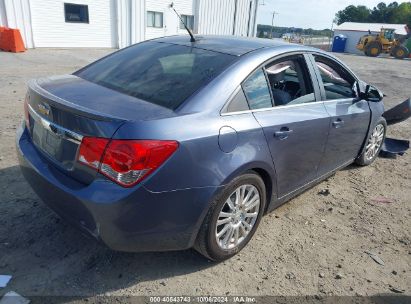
(78, 137, 109, 170)
(78, 138, 178, 187)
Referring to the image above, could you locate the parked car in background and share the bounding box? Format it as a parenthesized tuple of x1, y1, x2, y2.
(17, 36, 386, 261)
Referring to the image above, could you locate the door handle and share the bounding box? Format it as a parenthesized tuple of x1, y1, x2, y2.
(332, 119, 345, 128)
(274, 127, 293, 140)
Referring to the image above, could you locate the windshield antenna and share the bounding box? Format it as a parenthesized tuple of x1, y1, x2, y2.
(169, 2, 196, 42)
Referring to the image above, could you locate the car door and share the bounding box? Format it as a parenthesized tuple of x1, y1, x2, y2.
(308, 54, 371, 175)
(244, 53, 331, 199)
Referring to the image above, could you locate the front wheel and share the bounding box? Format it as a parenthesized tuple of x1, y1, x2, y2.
(195, 172, 266, 261)
(355, 117, 387, 166)
(391, 45, 409, 59)
(365, 41, 382, 57)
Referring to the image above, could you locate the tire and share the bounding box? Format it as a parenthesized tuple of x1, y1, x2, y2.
(365, 41, 382, 57)
(355, 117, 387, 166)
(195, 172, 266, 261)
(391, 45, 409, 59)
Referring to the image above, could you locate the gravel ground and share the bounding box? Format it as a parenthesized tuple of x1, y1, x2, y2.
(0, 48, 410, 302)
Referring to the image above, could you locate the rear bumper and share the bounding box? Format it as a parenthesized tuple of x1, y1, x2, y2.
(16, 124, 218, 252)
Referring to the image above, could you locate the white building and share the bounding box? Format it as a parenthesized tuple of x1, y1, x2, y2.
(0, 0, 259, 49)
(333, 22, 409, 54)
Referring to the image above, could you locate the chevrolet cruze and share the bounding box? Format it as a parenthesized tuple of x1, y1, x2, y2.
(17, 36, 386, 261)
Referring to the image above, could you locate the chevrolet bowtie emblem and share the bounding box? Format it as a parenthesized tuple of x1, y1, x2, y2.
(38, 103, 50, 116)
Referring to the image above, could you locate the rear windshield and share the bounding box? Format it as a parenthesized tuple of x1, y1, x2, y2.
(75, 42, 237, 109)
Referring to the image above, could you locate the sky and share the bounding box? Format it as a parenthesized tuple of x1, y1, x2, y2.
(256, 0, 410, 30)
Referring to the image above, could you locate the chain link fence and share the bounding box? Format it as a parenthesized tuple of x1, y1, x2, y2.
(276, 34, 333, 51)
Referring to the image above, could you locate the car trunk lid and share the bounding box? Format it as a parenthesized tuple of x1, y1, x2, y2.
(26, 75, 177, 184)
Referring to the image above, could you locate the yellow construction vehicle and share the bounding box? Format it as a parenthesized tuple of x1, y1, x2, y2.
(356, 28, 410, 59)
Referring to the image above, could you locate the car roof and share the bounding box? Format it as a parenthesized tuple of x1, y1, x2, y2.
(152, 35, 305, 56)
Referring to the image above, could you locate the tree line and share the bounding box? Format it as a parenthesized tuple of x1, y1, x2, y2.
(335, 1, 411, 26)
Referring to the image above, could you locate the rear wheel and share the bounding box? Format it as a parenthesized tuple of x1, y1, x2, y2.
(355, 118, 387, 166)
(365, 41, 382, 57)
(195, 172, 266, 261)
(391, 45, 409, 59)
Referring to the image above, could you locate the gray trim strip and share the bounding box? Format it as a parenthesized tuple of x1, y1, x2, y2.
(221, 97, 356, 116)
(28, 104, 83, 144)
(221, 100, 326, 116)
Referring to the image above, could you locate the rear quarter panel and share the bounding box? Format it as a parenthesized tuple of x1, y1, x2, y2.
(114, 112, 276, 195)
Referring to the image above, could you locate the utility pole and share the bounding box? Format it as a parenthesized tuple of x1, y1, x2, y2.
(329, 19, 335, 51)
(270, 11, 279, 39)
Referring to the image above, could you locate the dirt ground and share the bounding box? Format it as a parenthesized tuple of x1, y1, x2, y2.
(0, 49, 410, 302)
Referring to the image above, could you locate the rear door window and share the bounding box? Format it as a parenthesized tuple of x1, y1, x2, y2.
(242, 68, 273, 110)
(76, 42, 237, 109)
(265, 56, 316, 106)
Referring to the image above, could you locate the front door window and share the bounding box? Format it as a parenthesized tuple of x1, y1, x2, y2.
(313, 56, 356, 100)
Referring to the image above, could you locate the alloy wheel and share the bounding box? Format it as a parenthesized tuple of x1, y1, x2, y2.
(215, 184, 260, 250)
(365, 124, 384, 161)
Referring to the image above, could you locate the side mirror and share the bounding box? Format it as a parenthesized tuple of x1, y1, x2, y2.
(364, 84, 384, 102)
(353, 81, 362, 100)
(353, 81, 367, 101)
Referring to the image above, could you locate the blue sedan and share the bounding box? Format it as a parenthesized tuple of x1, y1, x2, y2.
(17, 36, 386, 261)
